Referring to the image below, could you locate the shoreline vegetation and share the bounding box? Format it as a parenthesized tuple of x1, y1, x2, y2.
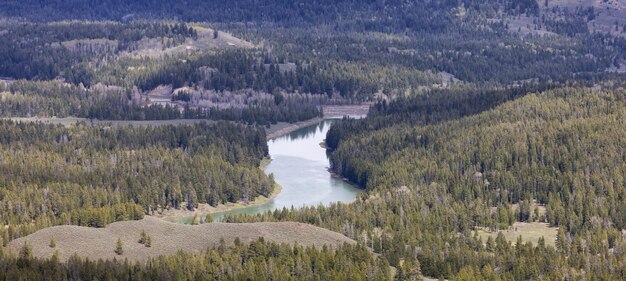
(266, 104, 370, 140)
(1, 104, 370, 137)
(152, 116, 306, 223)
(157, 105, 370, 222)
(157, 107, 371, 223)
(5, 105, 369, 224)
(156, 157, 282, 223)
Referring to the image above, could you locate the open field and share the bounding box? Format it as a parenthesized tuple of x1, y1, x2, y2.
(5, 116, 324, 138)
(323, 104, 371, 118)
(474, 222, 558, 247)
(125, 25, 255, 58)
(7, 216, 355, 262)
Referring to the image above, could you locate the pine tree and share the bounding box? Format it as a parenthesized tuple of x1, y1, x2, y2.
(192, 214, 199, 225)
(51, 250, 61, 264)
(18, 243, 33, 267)
(139, 230, 147, 244)
(115, 238, 124, 255)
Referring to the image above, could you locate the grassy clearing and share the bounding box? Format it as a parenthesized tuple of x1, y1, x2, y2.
(7, 216, 354, 262)
(125, 24, 255, 58)
(474, 222, 558, 248)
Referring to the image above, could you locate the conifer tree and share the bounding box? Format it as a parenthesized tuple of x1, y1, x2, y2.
(145, 236, 151, 248)
(139, 230, 147, 244)
(115, 238, 124, 255)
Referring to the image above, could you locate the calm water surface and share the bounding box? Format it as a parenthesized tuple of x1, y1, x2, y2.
(212, 119, 362, 221)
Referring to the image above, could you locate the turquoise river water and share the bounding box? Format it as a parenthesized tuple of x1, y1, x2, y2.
(211, 119, 362, 221)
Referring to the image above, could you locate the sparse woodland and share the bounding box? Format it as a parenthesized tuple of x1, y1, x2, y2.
(4, 239, 389, 280)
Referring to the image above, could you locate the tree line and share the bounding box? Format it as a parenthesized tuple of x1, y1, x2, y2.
(0, 120, 273, 242)
(4, 239, 391, 280)
(0, 80, 322, 125)
(0, 21, 196, 83)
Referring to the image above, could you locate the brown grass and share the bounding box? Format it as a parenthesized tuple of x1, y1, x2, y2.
(7, 216, 355, 262)
(124, 25, 255, 58)
(474, 222, 558, 247)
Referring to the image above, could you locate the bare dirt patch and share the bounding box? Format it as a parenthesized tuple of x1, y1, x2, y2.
(7, 216, 355, 262)
(505, 15, 556, 36)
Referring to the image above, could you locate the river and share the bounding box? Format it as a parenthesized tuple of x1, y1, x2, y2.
(211, 119, 362, 221)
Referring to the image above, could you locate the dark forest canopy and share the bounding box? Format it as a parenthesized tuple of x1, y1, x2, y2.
(0, 80, 322, 125)
(0, 0, 540, 25)
(0, 120, 272, 243)
(0, 21, 196, 82)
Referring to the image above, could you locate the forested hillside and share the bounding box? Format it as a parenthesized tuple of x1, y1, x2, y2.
(0, 0, 539, 24)
(226, 84, 626, 279)
(0, 121, 272, 243)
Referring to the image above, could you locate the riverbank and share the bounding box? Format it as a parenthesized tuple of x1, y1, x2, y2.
(3, 105, 370, 140)
(158, 183, 282, 224)
(10, 105, 368, 223)
(266, 117, 324, 140)
(265, 104, 370, 140)
(191, 107, 369, 218)
(156, 157, 282, 223)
